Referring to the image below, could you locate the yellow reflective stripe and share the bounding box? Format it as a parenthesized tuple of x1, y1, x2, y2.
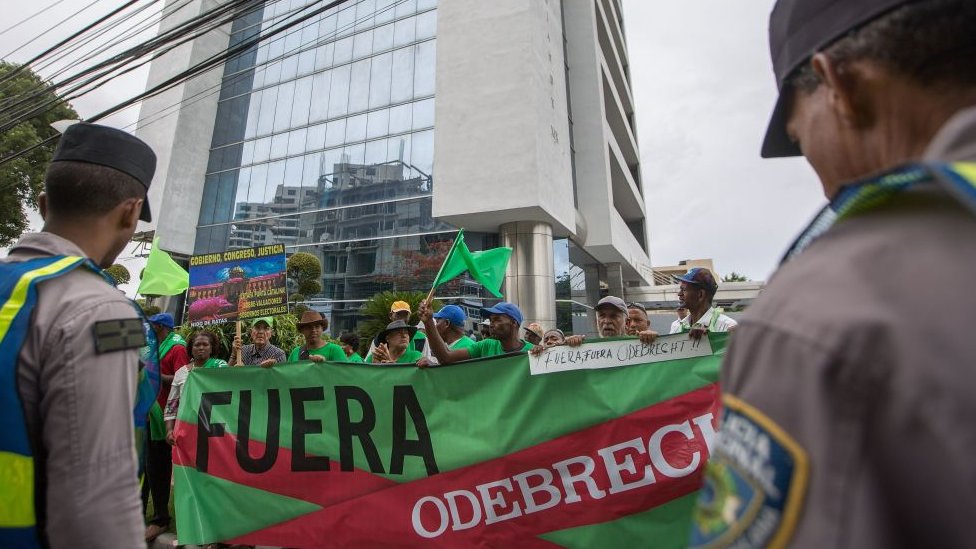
(952, 162, 976, 184)
(0, 451, 35, 527)
(0, 256, 83, 345)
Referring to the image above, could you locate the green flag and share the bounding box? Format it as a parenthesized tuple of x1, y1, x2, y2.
(137, 238, 189, 296)
(431, 230, 511, 297)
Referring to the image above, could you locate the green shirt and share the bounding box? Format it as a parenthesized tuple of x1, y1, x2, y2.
(288, 342, 347, 363)
(365, 348, 424, 364)
(203, 358, 228, 368)
(466, 338, 534, 359)
(347, 352, 365, 363)
(449, 335, 476, 351)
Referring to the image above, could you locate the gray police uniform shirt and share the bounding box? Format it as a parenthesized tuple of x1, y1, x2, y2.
(7, 232, 144, 548)
(694, 106, 976, 548)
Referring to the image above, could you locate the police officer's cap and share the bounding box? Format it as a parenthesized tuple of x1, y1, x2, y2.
(762, 0, 924, 158)
(52, 123, 157, 222)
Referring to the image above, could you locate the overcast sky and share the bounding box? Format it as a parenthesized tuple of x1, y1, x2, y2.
(1, 0, 825, 289)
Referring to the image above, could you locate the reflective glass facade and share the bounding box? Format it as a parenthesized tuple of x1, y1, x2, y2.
(195, 0, 500, 332)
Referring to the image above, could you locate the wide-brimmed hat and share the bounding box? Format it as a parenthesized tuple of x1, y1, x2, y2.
(524, 322, 545, 340)
(297, 311, 329, 328)
(375, 320, 418, 346)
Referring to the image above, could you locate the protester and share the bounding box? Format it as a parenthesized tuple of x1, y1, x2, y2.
(164, 331, 227, 445)
(669, 268, 736, 339)
(416, 304, 476, 367)
(625, 302, 650, 335)
(0, 123, 155, 547)
(692, 1, 976, 547)
(543, 328, 565, 347)
(231, 316, 286, 367)
(367, 300, 430, 358)
(420, 301, 534, 365)
(561, 296, 658, 347)
(143, 312, 188, 541)
(365, 320, 424, 364)
(289, 311, 347, 362)
(339, 332, 364, 362)
(523, 322, 545, 346)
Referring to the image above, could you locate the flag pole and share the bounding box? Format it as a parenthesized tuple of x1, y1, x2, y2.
(233, 320, 243, 366)
(425, 229, 463, 306)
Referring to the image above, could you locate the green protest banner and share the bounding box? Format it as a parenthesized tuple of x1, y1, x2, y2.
(172, 334, 727, 547)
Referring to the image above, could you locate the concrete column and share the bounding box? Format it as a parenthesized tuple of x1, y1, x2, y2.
(606, 262, 625, 299)
(500, 222, 555, 328)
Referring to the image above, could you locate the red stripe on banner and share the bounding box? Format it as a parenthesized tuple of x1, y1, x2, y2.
(177, 384, 719, 547)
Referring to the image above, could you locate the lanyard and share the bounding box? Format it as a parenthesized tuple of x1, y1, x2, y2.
(781, 162, 976, 265)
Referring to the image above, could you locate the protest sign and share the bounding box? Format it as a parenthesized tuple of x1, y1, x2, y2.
(172, 334, 726, 547)
(186, 244, 287, 327)
(529, 334, 713, 375)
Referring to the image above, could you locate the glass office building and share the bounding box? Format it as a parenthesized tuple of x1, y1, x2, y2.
(140, 0, 651, 335)
(192, 0, 497, 332)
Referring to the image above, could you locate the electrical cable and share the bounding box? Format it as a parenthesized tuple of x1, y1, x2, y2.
(0, 0, 72, 37)
(0, 0, 359, 171)
(0, 0, 261, 129)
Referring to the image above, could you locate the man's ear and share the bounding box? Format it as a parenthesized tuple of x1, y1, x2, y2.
(811, 52, 873, 129)
(38, 192, 48, 220)
(118, 198, 143, 230)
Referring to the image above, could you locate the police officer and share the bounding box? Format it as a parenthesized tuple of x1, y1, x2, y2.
(690, 1, 976, 548)
(0, 123, 156, 547)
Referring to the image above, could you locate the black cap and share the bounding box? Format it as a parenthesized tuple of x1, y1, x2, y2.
(52, 123, 156, 221)
(761, 0, 919, 158)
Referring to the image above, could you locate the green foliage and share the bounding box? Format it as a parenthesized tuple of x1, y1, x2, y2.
(290, 303, 310, 318)
(298, 279, 322, 296)
(175, 313, 312, 361)
(287, 252, 322, 281)
(722, 272, 750, 282)
(104, 264, 131, 285)
(0, 62, 79, 247)
(356, 290, 441, 355)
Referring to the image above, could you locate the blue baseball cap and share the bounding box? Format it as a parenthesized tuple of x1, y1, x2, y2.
(481, 302, 523, 326)
(147, 312, 175, 329)
(677, 268, 718, 294)
(433, 304, 466, 327)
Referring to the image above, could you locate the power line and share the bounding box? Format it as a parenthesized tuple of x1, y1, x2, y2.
(0, 0, 260, 130)
(0, 0, 109, 60)
(0, 0, 72, 37)
(0, 0, 360, 172)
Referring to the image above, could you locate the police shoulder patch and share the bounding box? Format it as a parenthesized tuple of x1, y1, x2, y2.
(93, 318, 146, 353)
(689, 394, 809, 549)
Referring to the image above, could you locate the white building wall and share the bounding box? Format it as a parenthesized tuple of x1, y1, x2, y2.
(135, 0, 231, 255)
(563, 0, 651, 284)
(432, 0, 575, 235)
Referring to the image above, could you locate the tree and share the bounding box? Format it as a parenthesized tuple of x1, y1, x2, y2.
(104, 264, 131, 285)
(722, 272, 750, 282)
(0, 62, 79, 247)
(287, 252, 323, 297)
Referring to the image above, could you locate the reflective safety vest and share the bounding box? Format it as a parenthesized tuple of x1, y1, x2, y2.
(0, 255, 159, 548)
(678, 307, 725, 333)
(0, 256, 91, 548)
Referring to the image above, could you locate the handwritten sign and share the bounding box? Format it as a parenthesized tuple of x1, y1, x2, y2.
(528, 334, 713, 375)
